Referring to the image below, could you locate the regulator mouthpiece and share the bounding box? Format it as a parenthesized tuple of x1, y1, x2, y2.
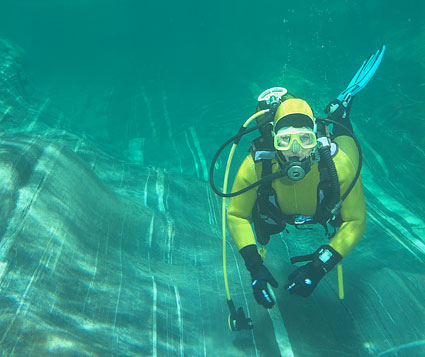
(285, 156, 309, 181)
(287, 162, 306, 181)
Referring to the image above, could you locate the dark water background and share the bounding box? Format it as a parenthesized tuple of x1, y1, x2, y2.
(1, 1, 423, 135)
(1, 1, 424, 185)
(0, 1, 424, 355)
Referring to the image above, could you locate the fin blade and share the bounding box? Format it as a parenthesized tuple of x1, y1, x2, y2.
(337, 44, 386, 101)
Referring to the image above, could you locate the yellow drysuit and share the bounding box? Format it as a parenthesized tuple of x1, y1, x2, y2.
(227, 135, 366, 258)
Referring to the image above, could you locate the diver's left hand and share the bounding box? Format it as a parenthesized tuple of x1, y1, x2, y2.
(284, 261, 326, 297)
(284, 244, 342, 297)
(324, 98, 348, 121)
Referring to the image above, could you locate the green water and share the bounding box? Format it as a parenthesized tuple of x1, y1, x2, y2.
(1, 1, 424, 171)
(0, 1, 424, 355)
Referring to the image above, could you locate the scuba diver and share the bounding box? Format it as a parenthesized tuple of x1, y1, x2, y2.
(209, 45, 386, 329)
(228, 96, 364, 305)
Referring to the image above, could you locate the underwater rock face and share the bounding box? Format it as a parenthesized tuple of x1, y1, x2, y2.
(1, 38, 425, 356)
(0, 132, 228, 355)
(0, 133, 153, 354)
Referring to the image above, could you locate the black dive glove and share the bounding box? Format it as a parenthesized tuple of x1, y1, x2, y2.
(324, 97, 354, 136)
(324, 98, 349, 121)
(240, 245, 278, 309)
(285, 245, 342, 297)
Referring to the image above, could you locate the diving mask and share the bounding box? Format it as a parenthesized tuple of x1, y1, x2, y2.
(273, 127, 317, 151)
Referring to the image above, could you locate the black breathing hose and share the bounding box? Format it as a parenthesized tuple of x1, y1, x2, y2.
(208, 123, 281, 198)
(318, 145, 341, 213)
(316, 117, 363, 203)
(209, 116, 362, 204)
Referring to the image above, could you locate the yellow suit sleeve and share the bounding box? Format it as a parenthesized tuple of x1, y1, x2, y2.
(227, 155, 259, 251)
(329, 136, 366, 257)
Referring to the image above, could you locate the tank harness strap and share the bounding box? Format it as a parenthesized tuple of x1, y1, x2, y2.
(257, 160, 287, 225)
(259, 159, 273, 195)
(251, 150, 288, 245)
(315, 153, 341, 239)
(315, 158, 330, 236)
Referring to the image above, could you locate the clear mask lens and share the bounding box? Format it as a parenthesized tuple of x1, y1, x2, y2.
(274, 128, 316, 151)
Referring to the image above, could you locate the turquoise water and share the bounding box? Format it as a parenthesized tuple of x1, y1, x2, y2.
(1, 1, 424, 179)
(0, 1, 424, 356)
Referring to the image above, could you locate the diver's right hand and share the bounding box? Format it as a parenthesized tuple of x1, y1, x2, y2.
(324, 98, 348, 120)
(250, 264, 278, 309)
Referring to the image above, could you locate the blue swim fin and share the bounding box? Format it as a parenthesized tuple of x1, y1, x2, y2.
(336, 44, 386, 104)
(325, 44, 386, 120)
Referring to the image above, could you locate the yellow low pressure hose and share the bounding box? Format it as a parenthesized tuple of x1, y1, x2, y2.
(337, 263, 344, 299)
(222, 110, 269, 300)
